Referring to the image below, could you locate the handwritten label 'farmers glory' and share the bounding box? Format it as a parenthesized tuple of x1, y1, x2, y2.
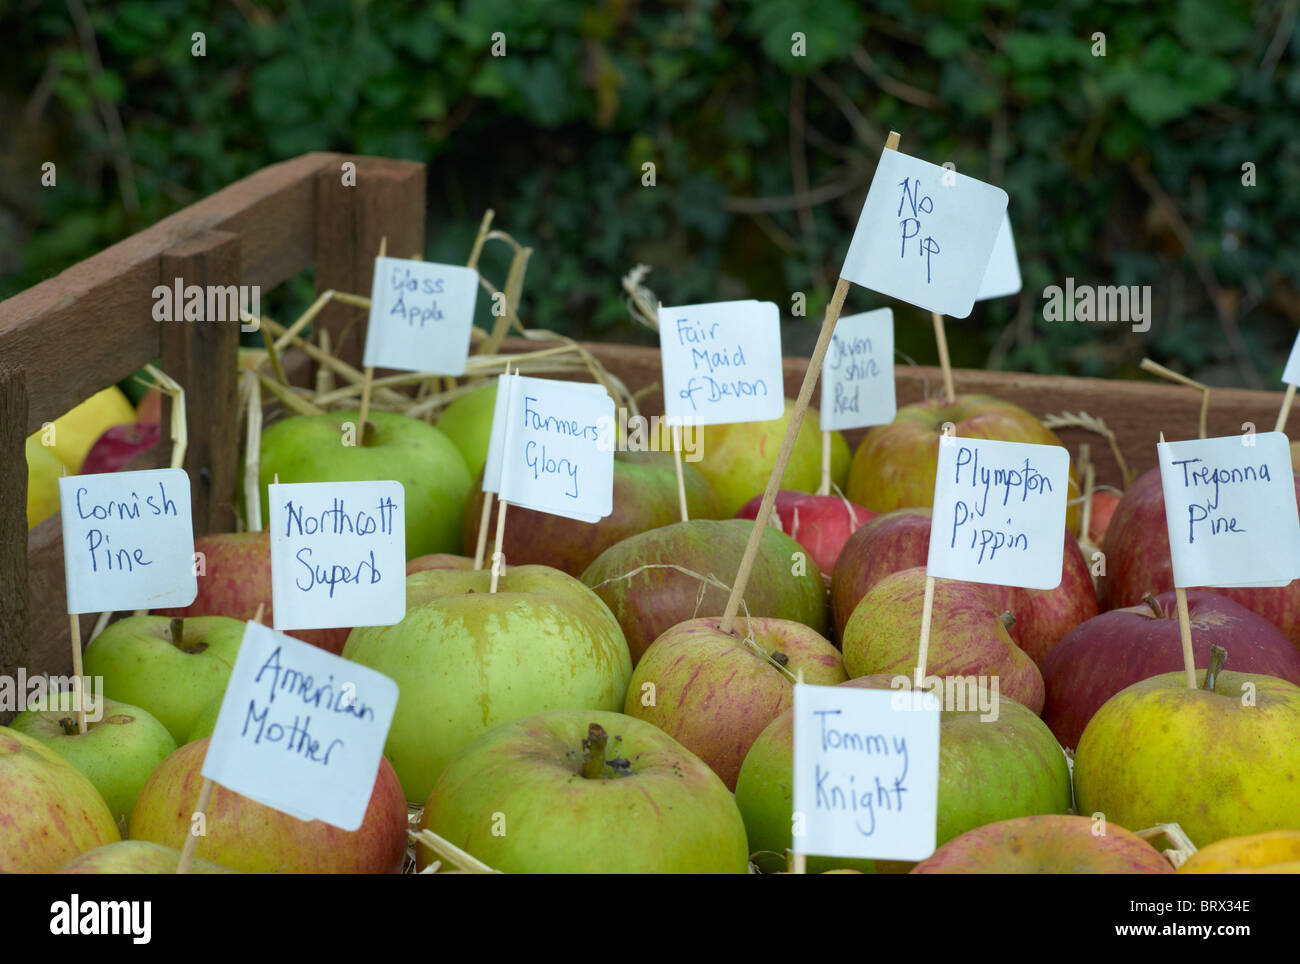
(791, 684, 939, 862)
(268, 480, 405, 631)
(1157, 433, 1300, 589)
(926, 437, 1070, 590)
(58, 468, 197, 614)
(840, 149, 1008, 319)
(659, 300, 784, 426)
(819, 308, 896, 432)
(362, 256, 480, 376)
(201, 622, 398, 831)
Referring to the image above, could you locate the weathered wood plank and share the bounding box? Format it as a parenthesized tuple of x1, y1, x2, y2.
(0, 364, 28, 717)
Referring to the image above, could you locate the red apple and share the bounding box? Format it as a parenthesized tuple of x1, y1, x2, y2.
(406, 553, 476, 574)
(1042, 589, 1300, 749)
(910, 815, 1172, 874)
(129, 739, 408, 873)
(1087, 488, 1122, 545)
(735, 490, 875, 577)
(80, 421, 160, 475)
(155, 530, 349, 655)
(624, 616, 846, 789)
(1099, 467, 1300, 648)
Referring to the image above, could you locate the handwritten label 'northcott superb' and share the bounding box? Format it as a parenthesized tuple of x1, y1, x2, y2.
(58, 468, 197, 614)
(840, 149, 1008, 319)
(202, 622, 398, 831)
(268, 480, 405, 631)
(659, 300, 784, 426)
(819, 308, 896, 432)
(792, 684, 939, 862)
(362, 256, 480, 376)
(1157, 433, 1300, 588)
(926, 437, 1070, 590)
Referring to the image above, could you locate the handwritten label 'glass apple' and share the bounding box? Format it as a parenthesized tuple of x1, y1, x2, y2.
(840, 150, 1008, 319)
(267, 480, 405, 631)
(1157, 433, 1300, 588)
(791, 683, 939, 862)
(659, 300, 784, 426)
(926, 437, 1070, 590)
(201, 622, 398, 831)
(819, 308, 896, 432)
(59, 468, 197, 614)
(362, 256, 480, 376)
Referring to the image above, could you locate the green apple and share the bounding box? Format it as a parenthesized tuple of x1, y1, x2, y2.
(185, 694, 224, 742)
(26, 435, 63, 528)
(418, 709, 750, 873)
(130, 739, 409, 873)
(57, 840, 236, 874)
(696, 400, 850, 516)
(344, 565, 633, 802)
(437, 381, 498, 478)
(910, 815, 1173, 874)
(0, 726, 119, 873)
(258, 409, 472, 558)
(625, 616, 846, 789)
(733, 675, 1070, 873)
(82, 614, 246, 743)
(11, 693, 176, 827)
(1074, 647, 1300, 847)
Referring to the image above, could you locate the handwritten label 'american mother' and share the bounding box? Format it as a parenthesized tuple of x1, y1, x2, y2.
(659, 300, 784, 426)
(362, 256, 480, 376)
(840, 149, 1007, 319)
(791, 684, 939, 862)
(268, 480, 405, 631)
(58, 468, 197, 614)
(1157, 433, 1300, 588)
(201, 622, 398, 831)
(819, 308, 896, 431)
(926, 437, 1070, 590)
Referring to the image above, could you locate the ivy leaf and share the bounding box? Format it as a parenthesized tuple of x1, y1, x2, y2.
(743, 0, 864, 72)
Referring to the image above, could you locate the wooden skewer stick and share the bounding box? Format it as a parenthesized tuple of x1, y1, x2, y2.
(672, 423, 689, 522)
(473, 496, 494, 570)
(1157, 431, 1198, 688)
(356, 236, 387, 437)
(818, 430, 832, 496)
(1276, 383, 1295, 433)
(175, 777, 214, 875)
(488, 497, 509, 594)
(914, 574, 937, 690)
(931, 311, 956, 404)
(718, 133, 904, 635)
(790, 667, 807, 875)
(69, 614, 87, 735)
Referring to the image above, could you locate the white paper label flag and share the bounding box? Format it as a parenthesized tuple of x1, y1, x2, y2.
(1157, 433, 1300, 588)
(840, 150, 1008, 319)
(659, 300, 784, 426)
(267, 480, 405, 631)
(362, 257, 479, 375)
(819, 308, 896, 431)
(791, 683, 940, 862)
(59, 468, 197, 614)
(974, 213, 1022, 301)
(496, 375, 616, 523)
(926, 436, 1070, 590)
(202, 622, 398, 831)
(1282, 331, 1300, 387)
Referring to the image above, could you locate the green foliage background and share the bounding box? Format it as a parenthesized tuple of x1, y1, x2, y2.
(3, 0, 1299, 389)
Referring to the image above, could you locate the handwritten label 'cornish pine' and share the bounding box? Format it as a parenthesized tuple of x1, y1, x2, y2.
(268, 480, 405, 631)
(59, 468, 197, 614)
(362, 256, 480, 376)
(660, 300, 784, 426)
(201, 622, 398, 831)
(926, 437, 1070, 590)
(791, 684, 939, 862)
(819, 308, 896, 431)
(1157, 433, 1300, 588)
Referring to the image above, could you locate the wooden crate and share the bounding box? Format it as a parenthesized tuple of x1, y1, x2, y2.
(2, 155, 1295, 692)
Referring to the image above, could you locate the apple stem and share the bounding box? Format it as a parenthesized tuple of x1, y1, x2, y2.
(582, 723, 608, 779)
(1142, 592, 1164, 618)
(770, 651, 789, 667)
(1202, 645, 1227, 692)
(998, 611, 1016, 630)
(169, 617, 185, 650)
(59, 716, 79, 736)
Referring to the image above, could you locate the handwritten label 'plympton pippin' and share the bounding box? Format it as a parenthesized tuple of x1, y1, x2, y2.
(59, 468, 197, 614)
(819, 308, 896, 431)
(268, 480, 405, 631)
(840, 150, 1008, 319)
(362, 256, 480, 376)
(660, 300, 784, 426)
(791, 683, 939, 862)
(201, 622, 398, 831)
(926, 437, 1070, 590)
(1158, 433, 1300, 588)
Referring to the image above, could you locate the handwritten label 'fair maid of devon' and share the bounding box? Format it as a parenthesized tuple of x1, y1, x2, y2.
(202, 622, 398, 831)
(1157, 433, 1300, 589)
(268, 480, 405, 631)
